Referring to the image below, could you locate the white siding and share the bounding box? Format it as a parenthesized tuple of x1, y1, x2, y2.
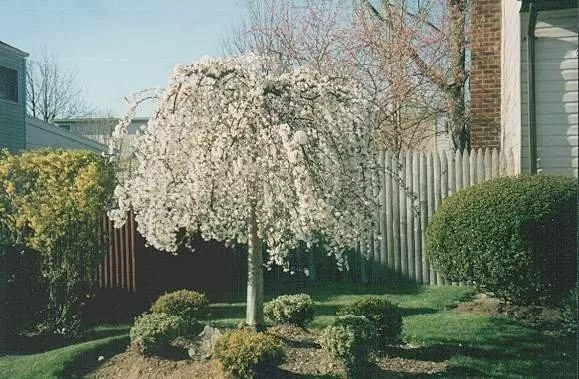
(521, 9, 578, 178)
(500, 0, 522, 173)
(25, 116, 107, 153)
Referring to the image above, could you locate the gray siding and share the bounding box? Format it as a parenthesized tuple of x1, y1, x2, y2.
(26, 117, 107, 153)
(0, 47, 26, 151)
(521, 9, 578, 177)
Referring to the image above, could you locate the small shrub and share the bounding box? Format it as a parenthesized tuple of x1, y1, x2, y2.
(264, 294, 315, 327)
(320, 315, 376, 377)
(427, 174, 577, 305)
(151, 289, 209, 321)
(130, 312, 184, 356)
(213, 329, 285, 379)
(337, 298, 402, 349)
(0, 244, 46, 351)
(560, 288, 577, 334)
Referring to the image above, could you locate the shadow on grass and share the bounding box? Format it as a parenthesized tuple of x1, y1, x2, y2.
(387, 317, 577, 377)
(208, 303, 246, 320)
(305, 279, 423, 303)
(2, 324, 131, 356)
(79, 325, 131, 344)
(313, 303, 439, 318)
(1, 334, 67, 355)
(61, 335, 130, 379)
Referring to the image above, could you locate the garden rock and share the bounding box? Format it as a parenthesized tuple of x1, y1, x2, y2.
(187, 325, 222, 361)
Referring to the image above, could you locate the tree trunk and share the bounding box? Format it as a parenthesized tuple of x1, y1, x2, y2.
(447, 0, 470, 151)
(246, 204, 264, 328)
(308, 245, 317, 283)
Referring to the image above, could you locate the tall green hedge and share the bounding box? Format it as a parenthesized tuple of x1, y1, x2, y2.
(427, 174, 576, 305)
(0, 149, 115, 339)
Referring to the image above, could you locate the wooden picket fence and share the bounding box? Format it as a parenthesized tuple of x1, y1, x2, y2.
(350, 148, 516, 285)
(96, 148, 516, 292)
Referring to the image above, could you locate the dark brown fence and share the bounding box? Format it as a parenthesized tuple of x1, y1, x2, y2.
(97, 211, 137, 291)
(95, 212, 245, 301)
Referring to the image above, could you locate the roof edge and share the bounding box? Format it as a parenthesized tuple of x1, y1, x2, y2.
(0, 41, 29, 58)
(521, 0, 578, 12)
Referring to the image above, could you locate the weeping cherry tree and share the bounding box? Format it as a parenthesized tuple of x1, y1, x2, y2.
(109, 55, 379, 327)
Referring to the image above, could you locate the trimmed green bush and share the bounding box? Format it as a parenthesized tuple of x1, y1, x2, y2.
(264, 294, 315, 327)
(151, 289, 209, 321)
(130, 313, 184, 356)
(337, 298, 402, 349)
(0, 149, 115, 339)
(320, 315, 376, 377)
(213, 329, 285, 379)
(560, 288, 577, 334)
(427, 174, 577, 305)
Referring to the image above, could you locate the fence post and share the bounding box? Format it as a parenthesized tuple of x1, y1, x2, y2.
(462, 150, 470, 190)
(419, 152, 428, 284)
(469, 149, 477, 187)
(477, 149, 485, 183)
(385, 152, 394, 272)
(392, 153, 401, 275)
(379, 151, 387, 281)
(422, 153, 440, 285)
(372, 158, 380, 283)
(492, 148, 500, 179)
(412, 152, 421, 283)
(400, 153, 408, 279)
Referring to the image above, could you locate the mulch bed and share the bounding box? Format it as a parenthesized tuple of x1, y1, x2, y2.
(86, 295, 565, 378)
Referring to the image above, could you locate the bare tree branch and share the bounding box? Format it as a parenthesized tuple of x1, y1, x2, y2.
(26, 49, 93, 122)
(225, 0, 445, 152)
(357, 0, 471, 150)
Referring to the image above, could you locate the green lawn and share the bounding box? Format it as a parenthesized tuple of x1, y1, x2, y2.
(1, 282, 576, 378)
(0, 325, 129, 379)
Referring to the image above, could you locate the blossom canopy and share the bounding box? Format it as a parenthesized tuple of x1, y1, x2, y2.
(110, 55, 379, 267)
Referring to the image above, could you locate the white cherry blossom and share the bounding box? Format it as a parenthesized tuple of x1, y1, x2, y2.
(109, 55, 380, 326)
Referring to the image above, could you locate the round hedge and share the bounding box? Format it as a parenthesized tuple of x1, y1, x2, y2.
(320, 315, 376, 377)
(130, 312, 185, 356)
(337, 298, 402, 349)
(213, 329, 285, 379)
(150, 289, 209, 321)
(264, 294, 315, 327)
(426, 174, 576, 305)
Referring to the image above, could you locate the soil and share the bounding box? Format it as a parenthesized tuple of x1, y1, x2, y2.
(455, 293, 565, 335)
(86, 294, 566, 378)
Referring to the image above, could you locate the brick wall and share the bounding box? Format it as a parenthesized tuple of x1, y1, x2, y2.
(470, 0, 502, 149)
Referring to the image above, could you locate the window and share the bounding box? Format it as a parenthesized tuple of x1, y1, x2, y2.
(0, 65, 18, 102)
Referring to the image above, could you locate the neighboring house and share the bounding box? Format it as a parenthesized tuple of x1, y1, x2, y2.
(0, 41, 27, 151)
(52, 117, 148, 144)
(470, 0, 578, 177)
(0, 40, 107, 153)
(26, 116, 106, 153)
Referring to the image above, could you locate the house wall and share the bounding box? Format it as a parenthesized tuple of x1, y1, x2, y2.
(500, 0, 522, 174)
(521, 9, 578, 177)
(26, 116, 107, 153)
(470, 0, 502, 149)
(0, 47, 26, 151)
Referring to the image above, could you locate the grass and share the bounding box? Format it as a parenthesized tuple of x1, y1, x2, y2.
(209, 281, 475, 329)
(402, 313, 576, 377)
(0, 325, 130, 379)
(1, 282, 576, 378)
(208, 282, 576, 378)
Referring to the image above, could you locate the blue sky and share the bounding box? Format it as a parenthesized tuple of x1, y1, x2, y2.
(0, 0, 246, 116)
